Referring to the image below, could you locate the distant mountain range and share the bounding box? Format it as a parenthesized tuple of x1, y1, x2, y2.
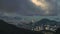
(18, 18, 60, 30)
(35, 18, 60, 26)
(0, 16, 60, 30)
(26, 18, 60, 29)
(0, 15, 22, 20)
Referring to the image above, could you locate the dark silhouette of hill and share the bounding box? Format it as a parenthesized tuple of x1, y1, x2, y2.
(40, 30, 55, 34)
(35, 18, 58, 26)
(55, 28, 60, 34)
(0, 19, 43, 34)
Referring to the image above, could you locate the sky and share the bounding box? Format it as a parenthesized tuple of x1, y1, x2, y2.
(0, 0, 60, 25)
(0, 0, 58, 16)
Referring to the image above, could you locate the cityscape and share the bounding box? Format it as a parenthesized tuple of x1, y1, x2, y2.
(32, 24, 58, 31)
(31, 19, 58, 31)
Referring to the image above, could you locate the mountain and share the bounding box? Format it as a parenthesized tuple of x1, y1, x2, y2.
(0, 15, 22, 20)
(35, 18, 59, 26)
(0, 19, 43, 34)
(19, 18, 60, 30)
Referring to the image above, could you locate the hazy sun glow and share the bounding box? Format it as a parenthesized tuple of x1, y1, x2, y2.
(30, 0, 53, 14)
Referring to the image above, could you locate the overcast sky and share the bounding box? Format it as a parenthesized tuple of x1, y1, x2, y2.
(0, 0, 58, 16)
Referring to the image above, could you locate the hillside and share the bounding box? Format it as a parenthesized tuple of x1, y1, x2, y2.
(35, 18, 59, 26)
(0, 19, 43, 34)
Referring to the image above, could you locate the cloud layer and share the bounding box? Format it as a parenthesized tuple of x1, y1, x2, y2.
(30, 0, 57, 15)
(0, 0, 58, 16)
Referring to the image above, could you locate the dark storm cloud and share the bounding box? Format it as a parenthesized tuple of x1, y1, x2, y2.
(0, 0, 19, 12)
(0, 0, 59, 16)
(0, 0, 34, 15)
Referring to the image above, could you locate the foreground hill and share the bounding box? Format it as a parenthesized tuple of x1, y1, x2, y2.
(55, 28, 60, 34)
(0, 19, 43, 34)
